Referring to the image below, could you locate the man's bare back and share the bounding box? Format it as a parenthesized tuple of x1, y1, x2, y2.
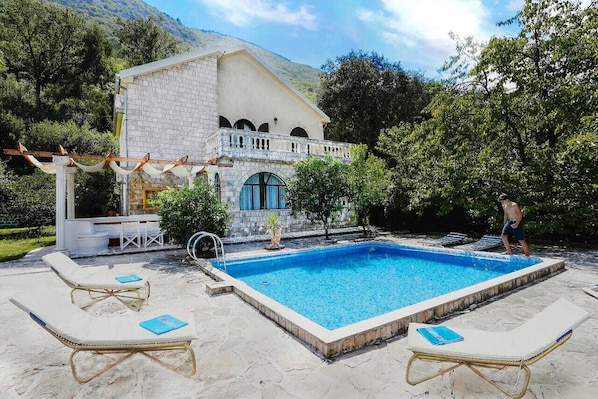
(498, 193, 529, 256)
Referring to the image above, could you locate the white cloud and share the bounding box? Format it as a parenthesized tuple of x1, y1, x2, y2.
(359, 0, 509, 73)
(356, 8, 374, 22)
(381, 0, 489, 47)
(201, 0, 317, 29)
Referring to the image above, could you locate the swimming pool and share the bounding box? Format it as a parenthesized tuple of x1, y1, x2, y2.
(222, 243, 542, 330)
(199, 240, 564, 357)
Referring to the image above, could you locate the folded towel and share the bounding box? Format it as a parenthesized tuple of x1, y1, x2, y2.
(417, 326, 464, 345)
(140, 314, 188, 335)
(115, 274, 142, 283)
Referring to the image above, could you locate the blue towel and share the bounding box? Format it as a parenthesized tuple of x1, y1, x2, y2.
(115, 274, 142, 283)
(140, 314, 188, 335)
(417, 326, 464, 345)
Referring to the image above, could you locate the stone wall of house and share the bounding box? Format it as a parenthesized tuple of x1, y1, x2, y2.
(210, 156, 353, 237)
(124, 155, 353, 236)
(122, 55, 219, 162)
(118, 50, 351, 236)
(126, 172, 187, 216)
(218, 52, 327, 140)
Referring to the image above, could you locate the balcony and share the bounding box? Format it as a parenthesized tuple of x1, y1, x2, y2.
(205, 129, 352, 162)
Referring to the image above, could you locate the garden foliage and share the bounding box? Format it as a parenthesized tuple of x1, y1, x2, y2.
(377, 0, 598, 241)
(286, 156, 351, 240)
(157, 177, 229, 247)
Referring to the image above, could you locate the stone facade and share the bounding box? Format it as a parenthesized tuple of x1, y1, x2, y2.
(116, 46, 354, 237)
(217, 51, 327, 141)
(121, 56, 219, 161)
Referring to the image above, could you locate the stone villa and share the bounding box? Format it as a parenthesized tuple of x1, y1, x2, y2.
(114, 45, 353, 237)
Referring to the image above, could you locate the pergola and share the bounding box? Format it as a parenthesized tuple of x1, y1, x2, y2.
(3, 143, 214, 251)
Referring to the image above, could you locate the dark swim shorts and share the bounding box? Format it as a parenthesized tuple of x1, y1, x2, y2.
(502, 220, 524, 241)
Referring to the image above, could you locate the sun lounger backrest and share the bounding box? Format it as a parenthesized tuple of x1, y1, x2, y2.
(508, 298, 590, 360)
(11, 288, 198, 346)
(42, 252, 80, 281)
(10, 287, 95, 344)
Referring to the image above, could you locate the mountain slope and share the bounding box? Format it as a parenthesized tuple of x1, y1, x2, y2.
(46, 0, 320, 100)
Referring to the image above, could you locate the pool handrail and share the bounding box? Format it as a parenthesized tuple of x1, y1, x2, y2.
(187, 232, 226, 271)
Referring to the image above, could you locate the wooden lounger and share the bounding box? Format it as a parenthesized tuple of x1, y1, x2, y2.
(405, 298, 590, 398)
(42, 251, 150, 311)
(10, 288, 197, 383)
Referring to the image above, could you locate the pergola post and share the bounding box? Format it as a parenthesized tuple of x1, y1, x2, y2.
(66, 167, 77, 219)
(53, 155, 70, 252)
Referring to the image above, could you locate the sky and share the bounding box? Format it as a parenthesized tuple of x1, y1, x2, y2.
(142, 0, 527, 78)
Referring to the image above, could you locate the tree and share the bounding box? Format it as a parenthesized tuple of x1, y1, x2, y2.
(0, 0, 115, 131)
(471, 0, 598, 238)
(378, 0, 598, 241)
(0, 0, 88, 112)
(114, 15, 182, 67)
(158, 178, 229, 247)
(474, 0, 598, 157)
(0, 163, 55, 229)
(22, 120, 119, 217)
(347, 144, 391, 235)
(286, 156, 351, 240)
(7, 169, 55, 228)
(317, 50, 431, 151)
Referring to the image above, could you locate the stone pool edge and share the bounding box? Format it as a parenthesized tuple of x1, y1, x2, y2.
(195, 245, 565, 358)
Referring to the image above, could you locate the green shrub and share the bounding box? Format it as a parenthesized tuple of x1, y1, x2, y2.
(21, 120, 119, 217)
(1, 168, 55, 229)
(157, 178, 229, 247)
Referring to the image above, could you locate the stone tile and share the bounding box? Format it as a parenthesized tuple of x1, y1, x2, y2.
(1, 233, 597, 398)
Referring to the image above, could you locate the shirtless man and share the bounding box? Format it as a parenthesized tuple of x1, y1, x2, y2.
(498, 193, 530, 256)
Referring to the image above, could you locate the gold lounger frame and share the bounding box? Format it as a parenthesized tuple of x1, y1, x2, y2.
(405, 330, 572, 399)
(43, 252, 151, 311)
(32, 313, 196, 383)
(65, 278, 151, 311)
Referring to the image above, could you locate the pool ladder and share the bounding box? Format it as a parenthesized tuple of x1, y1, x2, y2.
(187, 231, 226, 272)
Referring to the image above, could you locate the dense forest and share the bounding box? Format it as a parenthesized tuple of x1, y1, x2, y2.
(46, 0, 321, 99)
(1, 0, 597, 244)
(308, 0, 598, 243)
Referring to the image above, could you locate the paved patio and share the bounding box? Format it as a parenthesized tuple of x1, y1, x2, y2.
(1, 233, 597, 398)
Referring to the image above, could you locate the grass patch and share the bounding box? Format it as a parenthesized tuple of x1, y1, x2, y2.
(0, 226, 55, 262)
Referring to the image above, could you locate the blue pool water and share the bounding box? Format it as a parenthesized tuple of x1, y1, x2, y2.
(217, 242, 542, 330)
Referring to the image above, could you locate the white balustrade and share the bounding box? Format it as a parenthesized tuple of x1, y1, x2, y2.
(205, 128, 351, 161)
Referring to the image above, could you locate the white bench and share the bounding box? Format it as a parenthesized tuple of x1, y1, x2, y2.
(66, 216, 162, 254)
(65, 220, 109, 255)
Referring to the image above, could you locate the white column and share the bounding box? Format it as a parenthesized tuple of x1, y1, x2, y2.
(66, 167, 77, 219)
(53, 156, 70, 251)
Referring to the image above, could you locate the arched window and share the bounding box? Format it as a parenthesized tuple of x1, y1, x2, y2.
(240, 172, 287, 210)
(233, 119, 256, 131)
(219, 116, 232, 128)
(258, 123, 269, 132)
(290, 127, 308, 138)
(214, 173, 221, 201)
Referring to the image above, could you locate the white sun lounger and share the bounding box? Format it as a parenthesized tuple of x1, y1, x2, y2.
(42, 251, 150, 311)
(406, 298, 590, 399)
(10, 287, 197, 383)
(583, 285, 598, 299)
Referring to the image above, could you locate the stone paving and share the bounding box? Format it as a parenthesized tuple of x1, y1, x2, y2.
(1, 232, 597, 399)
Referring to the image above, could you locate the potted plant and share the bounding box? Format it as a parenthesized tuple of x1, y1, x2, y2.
(265, 213, 284, 250)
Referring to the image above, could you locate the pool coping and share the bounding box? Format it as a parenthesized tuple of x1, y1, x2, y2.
(196, 240, 565, 358)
